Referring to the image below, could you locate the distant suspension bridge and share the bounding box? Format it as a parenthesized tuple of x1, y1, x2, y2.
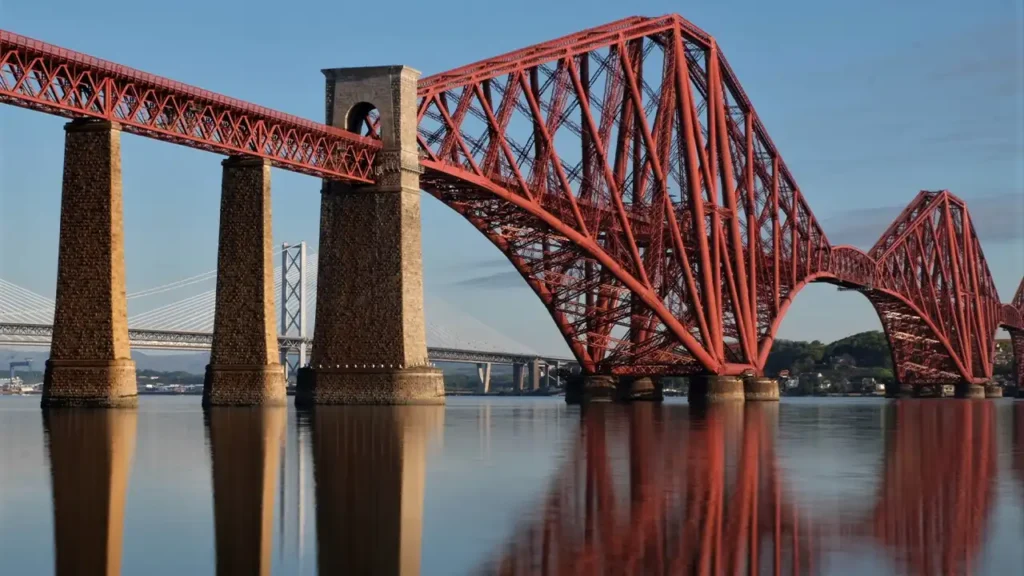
(0, 242, 575, 385)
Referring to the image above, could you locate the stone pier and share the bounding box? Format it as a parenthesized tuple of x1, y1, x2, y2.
(43, 119, 137, 408)
(296, 66, 443, 405)
(619, 376, 663, 402)
(743, 377, 780, 401)
(984, 385, 1003, 398)
(955, 383, 986, 399)
(687, 375, 745, 403)
(565, 374, 617, 404)
(204, 157, 286, 406)
(914, 383, 955, 398)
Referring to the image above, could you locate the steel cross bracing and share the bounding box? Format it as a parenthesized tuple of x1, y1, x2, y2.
(404, 14, 1015, 383)
(0, 322, 570, 366)
(1004, 278, 1024, 389)
(0, 31, 380, 182)
(1, 16, 1021, 385)
(279, 242, 308, 379)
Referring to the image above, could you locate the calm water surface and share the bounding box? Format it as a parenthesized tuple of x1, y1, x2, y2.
(1, 396, 1022, 575)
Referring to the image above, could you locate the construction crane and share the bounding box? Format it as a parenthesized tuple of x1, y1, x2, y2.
(9, 358, 31, 382)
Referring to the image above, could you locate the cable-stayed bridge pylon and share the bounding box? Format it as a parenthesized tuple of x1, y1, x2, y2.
(0, 243, 573, 380)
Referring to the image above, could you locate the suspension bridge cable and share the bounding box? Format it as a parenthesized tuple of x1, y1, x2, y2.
(125, 248, 290, 299)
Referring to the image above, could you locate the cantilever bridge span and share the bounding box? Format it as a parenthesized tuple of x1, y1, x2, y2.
(1, 14, 1021, 393)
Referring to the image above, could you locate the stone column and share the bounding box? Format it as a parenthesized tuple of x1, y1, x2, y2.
(43, 119, 136, 408)
(297, 66, 443, 405)
(204, 157, 286, 406)
(45, 408, 137, 576)
(206, 407, 285, 576)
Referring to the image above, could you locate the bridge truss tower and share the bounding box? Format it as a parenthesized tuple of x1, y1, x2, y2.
(280, 242, 308, 383)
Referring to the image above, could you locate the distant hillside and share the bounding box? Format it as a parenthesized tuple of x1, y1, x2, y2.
(765, 331, 893, 380)
(1, 348, 209, 374)
(765, 330, 1017, 383)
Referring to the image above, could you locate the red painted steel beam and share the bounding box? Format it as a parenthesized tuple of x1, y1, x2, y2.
(2, 18, 1012, 381)
(0, 30, 380, 182)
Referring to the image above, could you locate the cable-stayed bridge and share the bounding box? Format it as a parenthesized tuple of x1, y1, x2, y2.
(0, 243, 575, 383)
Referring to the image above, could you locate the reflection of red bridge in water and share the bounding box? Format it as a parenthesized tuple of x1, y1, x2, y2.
(2, 15, 1022, 397)
(484, 401, 999, 575)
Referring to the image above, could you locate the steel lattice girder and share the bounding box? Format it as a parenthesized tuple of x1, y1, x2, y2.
(868, 191, 1002, 384)
(410, 14, 834, 376)
(411, 16, 1012, 381)
(1, 17, 1017, 381)
(1006, 277, 1024, 390)
(1007, 277, 1024, 329)
(0, 30, 380, 182)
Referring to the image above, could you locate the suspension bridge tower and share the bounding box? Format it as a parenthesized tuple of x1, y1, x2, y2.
(279, 242, 308, 383)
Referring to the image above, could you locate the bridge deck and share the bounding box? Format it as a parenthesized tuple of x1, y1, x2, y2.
(0, 322, 574, 366)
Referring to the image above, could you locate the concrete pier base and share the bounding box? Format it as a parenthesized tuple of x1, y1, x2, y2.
(743, 377, 780, 401)
(913, 384, 955, 398)
(955, 383, 986, 399)
(620, 376, 663, 402)
(688, 375, 745, 404)
(886, 382, 914, 398)
(43, 119, 136, 408)
(984, 385, 1003, 398)
(295, 366, 445, 406)
(564, 374, 618, 404)
(585, 375, 618, 403)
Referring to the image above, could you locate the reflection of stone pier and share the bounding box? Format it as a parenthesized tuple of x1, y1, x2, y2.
(307, 405, 443, 575)
(45, 409, 138, 575)
(206, 408, 285, 576)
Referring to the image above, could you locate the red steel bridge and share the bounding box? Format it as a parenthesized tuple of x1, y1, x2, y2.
(2, 14, 1022, 387)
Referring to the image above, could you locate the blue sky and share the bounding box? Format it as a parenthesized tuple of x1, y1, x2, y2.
(1, 0, 1022, 355)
